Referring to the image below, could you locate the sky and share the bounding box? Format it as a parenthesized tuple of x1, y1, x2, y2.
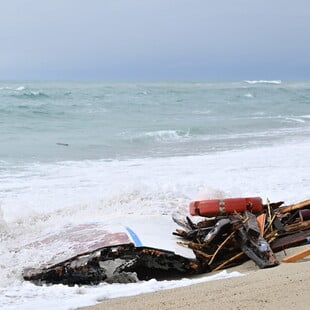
(1, 0, 310, 81)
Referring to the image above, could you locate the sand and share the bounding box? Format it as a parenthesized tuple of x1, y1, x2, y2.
(80, 245, 310, 310)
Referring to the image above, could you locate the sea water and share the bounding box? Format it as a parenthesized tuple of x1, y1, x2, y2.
(0, 80, 309, 309)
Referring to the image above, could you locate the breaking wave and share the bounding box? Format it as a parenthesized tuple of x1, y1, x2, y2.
(141, 130, 190, 142)
(11, 91, 49, 99)
(244, 80, 282, 85)
(0, 86, 26, 91)
(119, 130, 191, 144)
(16, 86, 26, 91)
(0, 85, 49, 99)
(283, 117, 306, 124)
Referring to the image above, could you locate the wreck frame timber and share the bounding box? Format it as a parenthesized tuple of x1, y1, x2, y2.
(23, 243, 200, 286)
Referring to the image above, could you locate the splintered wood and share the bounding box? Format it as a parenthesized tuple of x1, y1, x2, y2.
(173, 199, 310, 272)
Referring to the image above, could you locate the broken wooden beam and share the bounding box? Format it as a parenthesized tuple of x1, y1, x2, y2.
(277, 199, 310, 214)
(270, 230, 310, 252)
(282, 247, 310, 263)
(285, 219, 310, 232)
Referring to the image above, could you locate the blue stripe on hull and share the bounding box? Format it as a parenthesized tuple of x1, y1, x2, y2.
(126, 227, 143, 247)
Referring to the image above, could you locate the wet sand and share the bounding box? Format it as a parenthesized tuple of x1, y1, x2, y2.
(80, 245, 310, 310)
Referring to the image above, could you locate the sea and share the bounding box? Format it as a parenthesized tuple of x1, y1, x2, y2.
(0, 80, 309, 309)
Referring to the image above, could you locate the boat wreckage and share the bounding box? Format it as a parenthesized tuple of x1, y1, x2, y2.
(23, 198, 310, 286)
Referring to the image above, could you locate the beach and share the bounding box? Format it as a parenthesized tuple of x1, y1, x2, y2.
(80, 245, 310, 310)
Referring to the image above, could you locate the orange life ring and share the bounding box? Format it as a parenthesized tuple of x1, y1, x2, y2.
(189, 197, 263, 216)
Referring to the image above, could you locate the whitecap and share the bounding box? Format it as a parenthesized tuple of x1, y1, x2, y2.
(244, 93, 253, 98)
(25, 91, 49, 98)
(284, 117, 306, 124)
(120, 130, 190, 143)
(16, 86, 26, 91)
(144, 130, 189, 141)
(244, 80, 282, 85)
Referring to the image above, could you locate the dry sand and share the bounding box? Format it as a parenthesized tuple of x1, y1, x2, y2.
(80, 245, 310, 310)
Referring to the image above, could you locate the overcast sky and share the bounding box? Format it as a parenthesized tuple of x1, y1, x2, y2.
(1, 0, 310, 80)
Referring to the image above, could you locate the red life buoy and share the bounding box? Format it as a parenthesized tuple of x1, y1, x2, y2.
(189, 197, 263, 216)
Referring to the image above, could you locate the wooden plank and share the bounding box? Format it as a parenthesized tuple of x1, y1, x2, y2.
(282, 247, 310, 263)
(270, 230, 310, 252)
(277, 200, 310, 214)
(285, 219, 310, 232)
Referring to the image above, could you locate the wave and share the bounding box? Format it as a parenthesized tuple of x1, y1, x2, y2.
(11, 91, 49, 99)
(283, 117, 306, 124)
(124, 130, 191, 143)
(244, 93, 254, 98)
(244, 80, 282, 85)
(256, 114, 309, 124)
(0, 85, 49, 99)
(0, 86, 12, 91)
(144, 130, 190, 141)
(0, 86, 26, 91)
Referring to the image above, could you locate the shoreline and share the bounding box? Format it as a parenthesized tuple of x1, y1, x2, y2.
(79, 245, 310, 310)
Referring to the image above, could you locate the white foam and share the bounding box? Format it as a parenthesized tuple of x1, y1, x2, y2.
(244, 80, 282, 85)
(0, 206, 9, 236)
(1, 271, 243, 310)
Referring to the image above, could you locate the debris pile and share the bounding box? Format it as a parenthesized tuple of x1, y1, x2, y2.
(23, 198, 310, 286)
(173, 198, 310, 272)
